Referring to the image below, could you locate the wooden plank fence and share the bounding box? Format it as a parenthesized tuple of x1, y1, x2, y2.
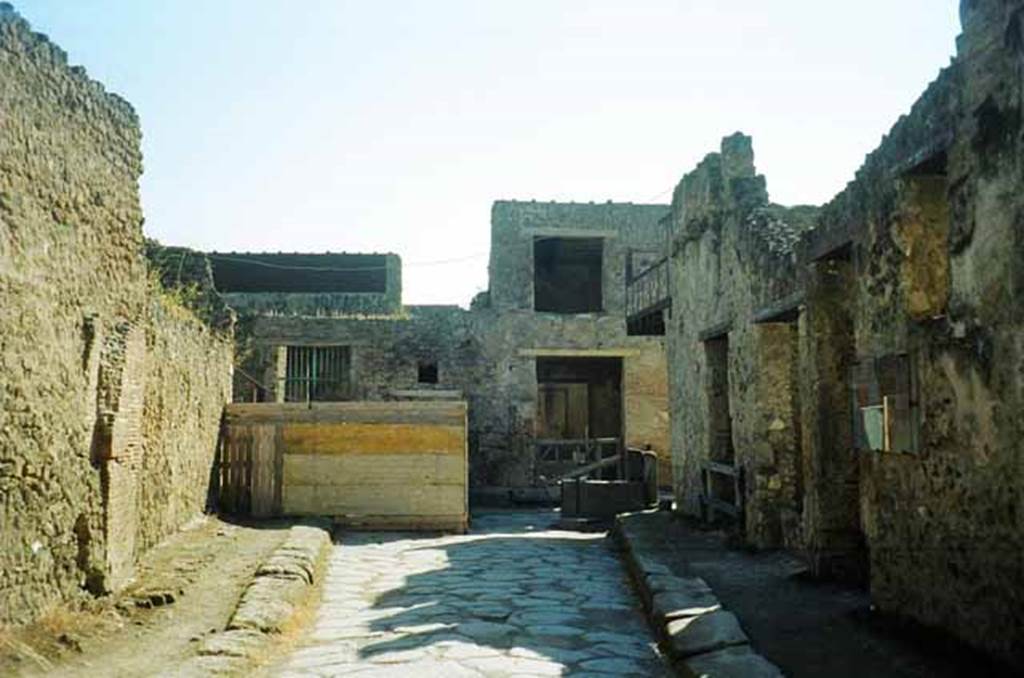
(213, 401, 468, 531)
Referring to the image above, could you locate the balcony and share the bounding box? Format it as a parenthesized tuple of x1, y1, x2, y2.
(626, 256, 671, 329)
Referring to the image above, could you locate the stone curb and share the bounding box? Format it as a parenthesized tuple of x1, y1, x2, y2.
(612, 512, 785, 678)
(167, 524, 332, 676)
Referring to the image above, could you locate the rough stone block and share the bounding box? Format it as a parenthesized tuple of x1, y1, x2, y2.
(666, 610, 749, 659)
(678, 645, 783, 678)
(633, 554, 672, 578)
(652, 590, 722, 623)
(647, 574, 712, 596)
(197, 629, 265, 658)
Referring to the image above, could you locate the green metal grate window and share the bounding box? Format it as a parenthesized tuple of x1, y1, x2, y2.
(284, 345, 352, 402)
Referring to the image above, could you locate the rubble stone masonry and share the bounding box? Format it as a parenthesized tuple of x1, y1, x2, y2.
(234, 201, 672, 488)
(0, 5, 233, 622)
(665, 0, 1023, 664)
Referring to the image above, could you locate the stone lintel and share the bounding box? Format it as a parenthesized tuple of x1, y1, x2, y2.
(518, 348, 643, 358)
(521, 227, 618, 239)
(698, 319, 733, 342)
(752, 292, 804, 324)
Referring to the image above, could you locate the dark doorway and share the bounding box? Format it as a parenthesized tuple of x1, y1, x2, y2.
(536, 357, 622, 439)
(704, 335, 734, 464)
(534, 357, 623, 479)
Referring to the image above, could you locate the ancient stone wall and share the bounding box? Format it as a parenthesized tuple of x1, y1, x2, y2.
(478, 201, 671, 486)
(237, 305, 481, 401)
(0, 4, 145, 619)
(233, 201, 672, 488)
(665, 0, 1023, 663)
(213, 252, 402, 318)
(138, 294, 233, 554)
(489, 200, 668, 313)
(808, 0, 1023, 663)
(664, 134, 815, 548)
(0, 6, 234, 622)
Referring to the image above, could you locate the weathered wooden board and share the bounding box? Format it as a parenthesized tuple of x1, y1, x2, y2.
(219, 401, 468, 531)
(224, 401, 466, 426)
(281, 423, 464, 455)
(249, 424, 277, 518)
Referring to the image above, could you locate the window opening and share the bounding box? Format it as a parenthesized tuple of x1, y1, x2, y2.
(534, 237, 603, 313)
(284, 345, 351, 402)
(418, 361, 439, 384)
(851, 354, 919, 453)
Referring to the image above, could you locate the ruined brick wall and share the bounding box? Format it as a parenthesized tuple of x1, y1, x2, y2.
(0, 6, 234, 622)
(802, 0, 1024, 663)
(665, 134, 814, 548)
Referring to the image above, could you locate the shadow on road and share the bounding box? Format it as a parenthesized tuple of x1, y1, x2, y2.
(335, 511, 668, 676)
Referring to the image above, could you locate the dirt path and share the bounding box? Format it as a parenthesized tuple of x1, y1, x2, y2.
(2, 517, 290, 678)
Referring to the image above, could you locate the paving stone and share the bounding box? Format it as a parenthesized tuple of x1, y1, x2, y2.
(633, 554, 672, 577)
(508, 645, 596, 664)
(458, 620, 518, 642)
(268, 511, 670, 675)
(526, 624, 587, 638)
(436, 640, 505, 660)
(579, 656, 652, 674)
(666, 610, 749, 659)
(463, 655, 564, 675)
(367, 647, 432, 664)
(509, 610, 586, 626)
(680, 645, 784, 677)
(580, 600, 635, 612)
(647, 574, 712, 596)
(583, 631, 649, 646)
(591, 641, 659, 660)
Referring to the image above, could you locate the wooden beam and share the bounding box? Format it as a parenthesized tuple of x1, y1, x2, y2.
(698, 319, 733, 341)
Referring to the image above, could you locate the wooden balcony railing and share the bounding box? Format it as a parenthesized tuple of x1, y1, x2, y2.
(626, 256, 671, 322)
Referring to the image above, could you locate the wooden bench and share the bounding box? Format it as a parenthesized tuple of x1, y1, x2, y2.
(699, 460, 744, 525)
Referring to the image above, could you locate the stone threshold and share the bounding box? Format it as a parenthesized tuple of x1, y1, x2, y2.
(612, 510, 784, 678)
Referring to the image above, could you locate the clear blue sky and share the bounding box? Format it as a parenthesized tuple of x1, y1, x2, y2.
(16, 1, 960, 306)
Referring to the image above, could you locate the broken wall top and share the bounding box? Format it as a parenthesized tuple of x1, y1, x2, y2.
(0, 3, 138, 127)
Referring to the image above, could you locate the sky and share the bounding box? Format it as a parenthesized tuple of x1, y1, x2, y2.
(16, 1, 961, 306)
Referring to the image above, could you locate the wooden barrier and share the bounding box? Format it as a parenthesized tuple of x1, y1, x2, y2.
(217, 401, 468, 532)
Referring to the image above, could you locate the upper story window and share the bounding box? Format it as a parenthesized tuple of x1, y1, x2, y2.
(533, 237, 603, 313)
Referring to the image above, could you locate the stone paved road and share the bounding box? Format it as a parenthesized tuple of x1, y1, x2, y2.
(270, 511, 669, 677)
